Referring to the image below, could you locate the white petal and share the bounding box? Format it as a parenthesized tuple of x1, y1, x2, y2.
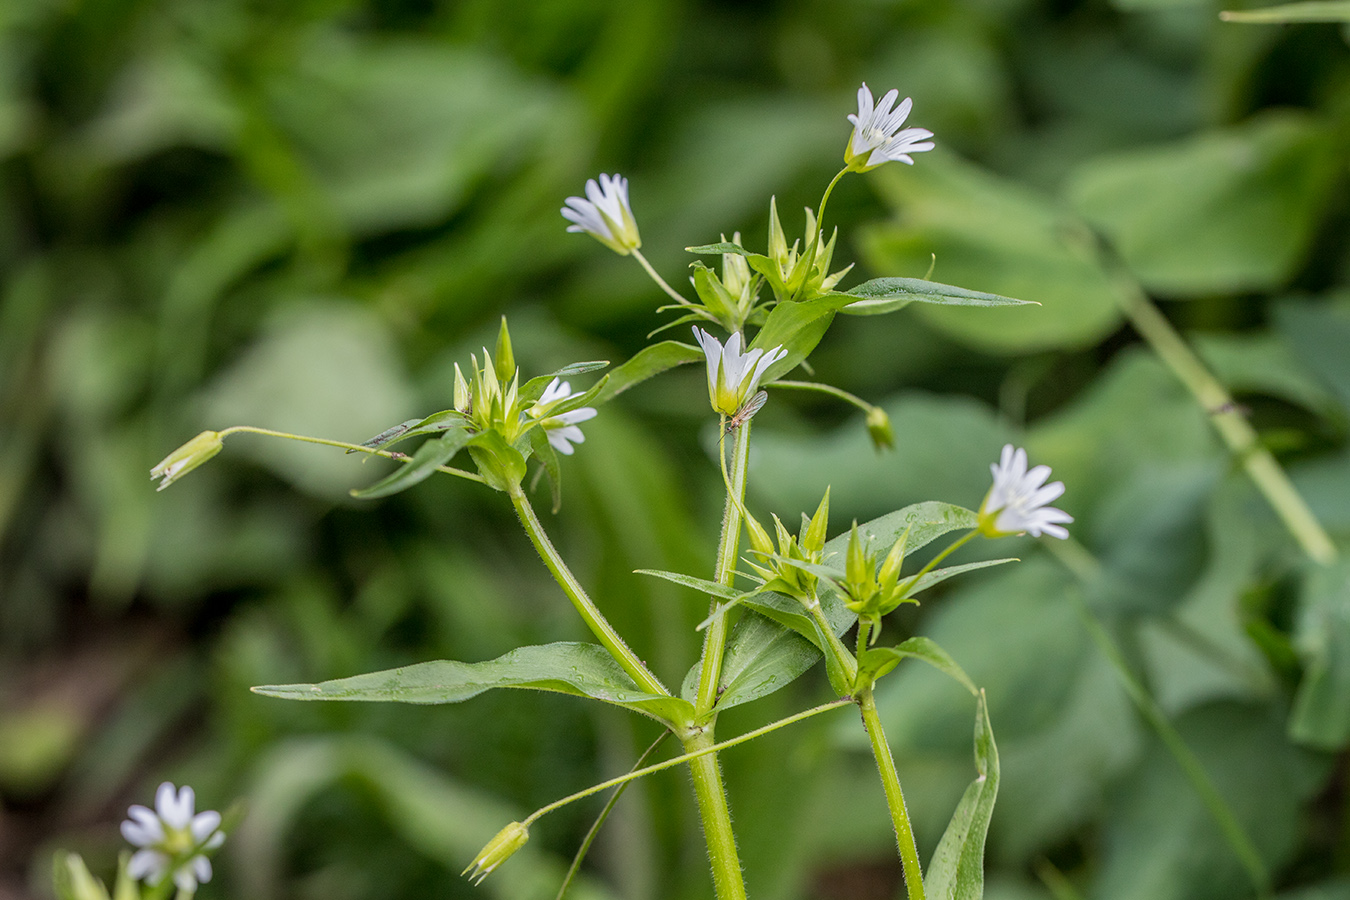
(190, 809, 222, 843)
(552, 407, 597, 426)
(173, 864, 198, 893)
(693, 327, 722, 394)
(158, 784, 193, 829)
(128, 849, 167, 882)
(192, 855, 213, 885)
(204, 831, 226, 850)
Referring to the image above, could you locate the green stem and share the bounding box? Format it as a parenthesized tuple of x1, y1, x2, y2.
(771, 379, 875, 415)
(509, 486, 670, 698)
(1104, 263, 1337, 564)
(696, 420, 753, 715)
(858, 686, 926, 900)
(683, 729, 748, 900)
(217, 425, 485, 483)
(523, 701, 849, 826)
(898, 529, 978, 596)
(1046, 544, 1272, 895)
(789, 168, 849, 303)
(632, 248, 691, 307)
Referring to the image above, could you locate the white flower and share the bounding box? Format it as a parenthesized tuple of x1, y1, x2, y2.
(845, 84, 935, 171)
(561, 174, 642, 255)
(978, 444, 1073, 539)
(529, 378, 597, 456)
(692, 328, 787, 416)
(121, 782, 225, 892)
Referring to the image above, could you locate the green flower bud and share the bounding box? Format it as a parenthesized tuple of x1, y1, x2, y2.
(866, 407, 894, 451)
(463, 822, 530, 885)
(150, 431, 223, 491)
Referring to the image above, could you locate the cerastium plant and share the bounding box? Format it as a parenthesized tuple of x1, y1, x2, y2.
(147, 83, 1071, 900)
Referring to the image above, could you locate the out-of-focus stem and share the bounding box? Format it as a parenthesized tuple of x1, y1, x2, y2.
(1104, 266, 1337, 564)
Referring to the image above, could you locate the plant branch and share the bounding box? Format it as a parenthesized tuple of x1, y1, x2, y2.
(509, 486, 670, 698)
(217, 425, 484, 483)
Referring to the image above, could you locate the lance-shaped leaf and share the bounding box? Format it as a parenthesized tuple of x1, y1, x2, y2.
(594, 341, 705, 405)
(857, 636, 979, 693)
(837, 277, 1036, 317)
(252, 641, 694, 726)
(351, 425, 474, 499)
(925, 689, 999, 900)
(748, 293, 861, 383)
(520, 361, 610, 405)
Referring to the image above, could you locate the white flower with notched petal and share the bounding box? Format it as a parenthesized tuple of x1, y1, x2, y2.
(529, 378, 597, 456)
(844, 84, 935, 172)
(692, 328, 787, 417)
(121, 782, 225, 892)
(561, 174, 642, 255)
(978, 444, 1073, 539)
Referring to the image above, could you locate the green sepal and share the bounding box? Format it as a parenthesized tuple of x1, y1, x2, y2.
(251, 641, 695, 727)
(52, 853, 109, 900)
(351, 425, 474, 499)
(924, 689, 999, 900)
(468, 430, 528, 493)
(494, 317, 515, 384)
(836, 277, 1036, 316)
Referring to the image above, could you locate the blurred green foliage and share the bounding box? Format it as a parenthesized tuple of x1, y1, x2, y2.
(2, 0, 1350, 899)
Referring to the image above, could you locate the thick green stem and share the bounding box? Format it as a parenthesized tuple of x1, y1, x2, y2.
(509, 487, 669, 698)
(1105, 266, 1337, 564)
(683, 728, 749, 900)
(696, 421, 753, 715)
(858, 686, 926, 900)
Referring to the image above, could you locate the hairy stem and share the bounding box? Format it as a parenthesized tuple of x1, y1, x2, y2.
(696, 420, 753, 715)
(858, 686, 926, 900)
(509, 486, 669, 698)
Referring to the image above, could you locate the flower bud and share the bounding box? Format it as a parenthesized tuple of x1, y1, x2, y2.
(150, 431, 223, 491)
(463, 822, 530, 885)
(866, 407, 893, 451)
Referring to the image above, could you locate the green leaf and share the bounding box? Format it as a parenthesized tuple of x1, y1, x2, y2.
(594, 341, 704, 405)
(749, 293, 859, 382)
(1068, 113, 1338, 296)
(356, 418, 423, 451)
(859, 636, 980, 694)
(350, 425, 473, 499)
(832, 501, 978, 560)
(924, 689, 999, 900)
(252, 641, 694, 725)
(633, 569, 746, 602)
(1289, 561, 1350, 749)
(520, 361, 610, 404)
(837, 277, 1036, 316)
(860, 153, 1123, 353)
(702, 613, 822, 710)
(1221, 0, 1350, 20)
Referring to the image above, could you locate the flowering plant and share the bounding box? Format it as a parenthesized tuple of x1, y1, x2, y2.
(145, 85, 1069, 900)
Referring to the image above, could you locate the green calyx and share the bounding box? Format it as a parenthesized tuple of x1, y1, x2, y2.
(841, 522, 916, 637)
(743, 488, 831, 602)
